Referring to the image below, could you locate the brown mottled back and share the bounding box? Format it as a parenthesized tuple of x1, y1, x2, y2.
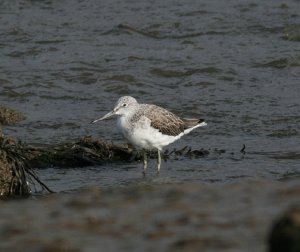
(131, 104, 202, 136)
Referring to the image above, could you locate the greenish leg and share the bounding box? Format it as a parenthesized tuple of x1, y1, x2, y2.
(143, 150, 148, 174)
(157, 149, 161, 173)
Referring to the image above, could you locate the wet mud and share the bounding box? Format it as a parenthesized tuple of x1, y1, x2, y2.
(0, 181, 300, 252)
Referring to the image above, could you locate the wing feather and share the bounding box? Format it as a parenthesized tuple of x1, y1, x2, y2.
(143, 105, 185, 136)
(130, 104, 204, 137)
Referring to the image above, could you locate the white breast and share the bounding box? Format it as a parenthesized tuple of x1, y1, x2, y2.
(117, 115, 179, 150)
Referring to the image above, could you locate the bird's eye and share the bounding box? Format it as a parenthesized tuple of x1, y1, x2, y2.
(122, 103, 127, 107)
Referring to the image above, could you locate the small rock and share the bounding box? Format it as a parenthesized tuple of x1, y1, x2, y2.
(269, 207, 300, 252)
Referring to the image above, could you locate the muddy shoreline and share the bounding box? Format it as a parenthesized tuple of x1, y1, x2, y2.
(0, 180, 299, 252)
(1, 104, 299, 251)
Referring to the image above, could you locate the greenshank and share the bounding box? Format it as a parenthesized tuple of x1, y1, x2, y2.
(93, 96, 207, 173)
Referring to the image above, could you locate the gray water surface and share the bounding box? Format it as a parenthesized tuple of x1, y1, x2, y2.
(1, 0, 300, 191)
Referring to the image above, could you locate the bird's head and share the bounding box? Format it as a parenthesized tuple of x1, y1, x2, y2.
(92, 96, 138, 123)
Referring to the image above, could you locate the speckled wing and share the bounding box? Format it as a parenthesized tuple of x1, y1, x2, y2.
(142, 105, 186, 136)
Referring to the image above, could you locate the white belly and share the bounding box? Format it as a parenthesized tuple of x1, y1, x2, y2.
(129, 126, 178, 150)
(117, 116, 177, 150)
(117, 115, 206, 151)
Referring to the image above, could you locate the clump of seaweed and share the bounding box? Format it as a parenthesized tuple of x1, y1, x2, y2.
(28, 136, 134, 168)
(26, 137, 211, 169)
(0, 135, 53, 198)
(0, 105, 25, 125)
(164, 145, 210, 158)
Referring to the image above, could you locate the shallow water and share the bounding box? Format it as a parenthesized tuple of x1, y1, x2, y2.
(0, 0, 300, 250)
(1, 0, 300, 189)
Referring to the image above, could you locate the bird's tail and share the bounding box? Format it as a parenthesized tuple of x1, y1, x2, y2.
(183, 118, 206, 129)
